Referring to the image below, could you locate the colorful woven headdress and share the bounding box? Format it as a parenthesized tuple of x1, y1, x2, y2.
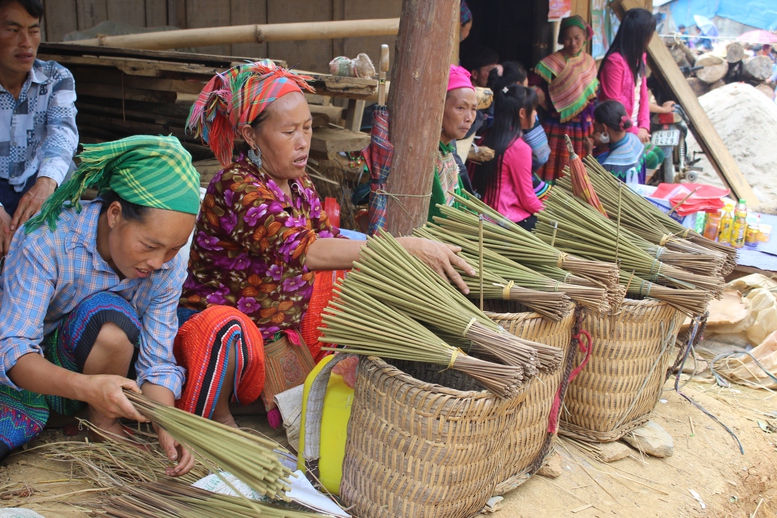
(186, 59, 315, 166)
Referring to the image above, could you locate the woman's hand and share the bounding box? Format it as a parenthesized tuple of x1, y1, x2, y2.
(77, 375, 149, 423)
(637, 127, 651, 144)
(583, 137, 594, 156)
(156, 425, 196, 477)
(397, 236, 475, 294)
(659, 100, 676, 114)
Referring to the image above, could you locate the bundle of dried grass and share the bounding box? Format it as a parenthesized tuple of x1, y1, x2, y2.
(582, 156, 735, 275)
(415, 225, 609, 312)
(435, 193, 621, 293)
(124, 391, 294, 501)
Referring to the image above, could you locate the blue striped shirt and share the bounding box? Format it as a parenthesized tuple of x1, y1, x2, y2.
(0, 201, 186, 397)
(0, 59, 78, 192)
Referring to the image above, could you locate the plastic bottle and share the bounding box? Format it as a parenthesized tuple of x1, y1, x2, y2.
(702, 211, 721, 241)
(731, 199, 748, 249)
(717, 204, 735, 244)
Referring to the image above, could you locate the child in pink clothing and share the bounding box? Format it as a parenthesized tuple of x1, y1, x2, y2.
(470, 84, 542, 230)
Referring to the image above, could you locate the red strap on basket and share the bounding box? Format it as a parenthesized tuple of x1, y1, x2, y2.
(547, 329, 592, 434)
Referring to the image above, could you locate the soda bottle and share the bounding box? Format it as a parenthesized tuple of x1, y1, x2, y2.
(746, 214, 761, 247)
(717, 204, 735, 244)
(731, 200, 748, 248)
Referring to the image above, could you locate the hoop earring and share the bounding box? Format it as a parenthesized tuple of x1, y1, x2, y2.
(247, 147, 262, 170)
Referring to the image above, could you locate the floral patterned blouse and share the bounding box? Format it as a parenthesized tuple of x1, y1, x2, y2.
(180, 157, 338, 341)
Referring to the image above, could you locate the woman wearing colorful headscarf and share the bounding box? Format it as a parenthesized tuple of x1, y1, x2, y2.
(0, 136, 217, 475)
(529, 15, 599, 183)
(182, 60, 475, 425)
(429, 65, 478, 222)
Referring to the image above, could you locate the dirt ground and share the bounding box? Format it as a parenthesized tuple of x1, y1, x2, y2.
(0, 376, 774, 517)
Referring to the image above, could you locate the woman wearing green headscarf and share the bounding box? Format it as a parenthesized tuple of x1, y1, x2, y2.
(0, 135, 224, 476)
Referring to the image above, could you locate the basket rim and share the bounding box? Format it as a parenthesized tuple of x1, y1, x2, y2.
(484, 301, 576, 321)
(364, 356, 523, 400)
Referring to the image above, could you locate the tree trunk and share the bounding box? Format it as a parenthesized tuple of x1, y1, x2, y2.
(695, 54, 728, 84)
(384, 0, 457, 236)
(686, 77, 710, 97)
(744, 56, 773, 83)
(709, 79, 726, 91)
(755, 82, 776, 100)
(725, 42, 744, 63)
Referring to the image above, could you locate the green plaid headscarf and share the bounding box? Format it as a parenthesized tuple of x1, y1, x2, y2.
(26, 135, 201, 233)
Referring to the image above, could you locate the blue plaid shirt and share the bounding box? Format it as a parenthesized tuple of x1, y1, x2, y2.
(0, 201, 186, 398)
(0, 59, 78, 193)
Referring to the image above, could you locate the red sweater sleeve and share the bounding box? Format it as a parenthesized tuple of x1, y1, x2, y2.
(598, 54, 625, 105)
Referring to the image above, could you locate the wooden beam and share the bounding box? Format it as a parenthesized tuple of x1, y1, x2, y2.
(384, 0, 458, 235)
(618, 0, 759, 206)
(310, 127, 371, 154)
(344, 99, 367, 132)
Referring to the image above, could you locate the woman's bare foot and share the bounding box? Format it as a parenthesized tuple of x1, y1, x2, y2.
(87, 406, 134, 443)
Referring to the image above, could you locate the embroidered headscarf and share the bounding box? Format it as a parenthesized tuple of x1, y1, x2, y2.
(187, 59, 315, 166)
(460, 1, 472, 25)
(26, 135, 201, 233)
(559, 15, 594, 41)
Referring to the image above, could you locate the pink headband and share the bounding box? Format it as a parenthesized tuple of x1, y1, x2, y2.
(448, 65, 476, 92)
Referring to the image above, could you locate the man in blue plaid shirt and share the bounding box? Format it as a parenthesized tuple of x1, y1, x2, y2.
(0, 0, 77, 255)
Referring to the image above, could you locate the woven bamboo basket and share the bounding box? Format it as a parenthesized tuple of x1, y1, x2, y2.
(560, 298, 684, 442)
(339, 356, 528, 518)
(486, 302, 578, 495)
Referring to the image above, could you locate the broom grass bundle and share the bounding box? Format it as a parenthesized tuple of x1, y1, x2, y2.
(620, 270, 712, 315)
(124, 391, 294, 502)
(338, 232, 563, 374)
(536, 188, 722, 296)
(319, 277, 527, 397)
(435, 193, 621, 292)
(415, 225, 609, 312)
(38, 422, 320, 518)
(557, 175, 725, 280)
(582, 156, 736, 274)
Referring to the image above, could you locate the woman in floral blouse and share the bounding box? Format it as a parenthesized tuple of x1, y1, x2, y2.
(182, 61, 474, 425)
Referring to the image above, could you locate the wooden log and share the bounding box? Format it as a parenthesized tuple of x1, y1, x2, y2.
(726, 42, 745, 63)
(709, 79, 726, 91)
(755, 83, 776, 100)
(617, 0, 759, 205)
(669, 44, 690, 68)
(744, 56, 773, 83)
(686, 77, 710, 97)
(64, 18, 400, 50)
(384, 0, 458, 235)
(695, 54, 728, 84)
(310, 127, 370, 154)
(476, 87, 493, 110)
(76, 84, 177, 103)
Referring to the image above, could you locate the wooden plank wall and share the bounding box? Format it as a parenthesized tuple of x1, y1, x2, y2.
(43, 0, 402, 72)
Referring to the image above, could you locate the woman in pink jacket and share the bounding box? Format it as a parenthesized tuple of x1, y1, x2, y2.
(598, 8, 656, 144)
(471, 84, 543, 230)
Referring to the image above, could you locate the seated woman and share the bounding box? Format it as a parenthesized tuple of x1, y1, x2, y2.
(589, 100, 646, 185)
(182, 61, 475, 426)
(0, 136, 207, 475)
(429, 65, 479, 222)
(471, 84, 543, 231)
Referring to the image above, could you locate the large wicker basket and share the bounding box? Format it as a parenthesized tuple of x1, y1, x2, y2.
(340, 356, 528, 518)
(487, 303, 578, 495)
(560, 298, 684, 442)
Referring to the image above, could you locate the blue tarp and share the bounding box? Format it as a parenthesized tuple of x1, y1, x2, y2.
(668, 0, 777, 31)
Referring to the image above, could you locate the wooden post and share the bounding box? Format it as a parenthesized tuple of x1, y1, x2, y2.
(384, 0, 458, 235)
